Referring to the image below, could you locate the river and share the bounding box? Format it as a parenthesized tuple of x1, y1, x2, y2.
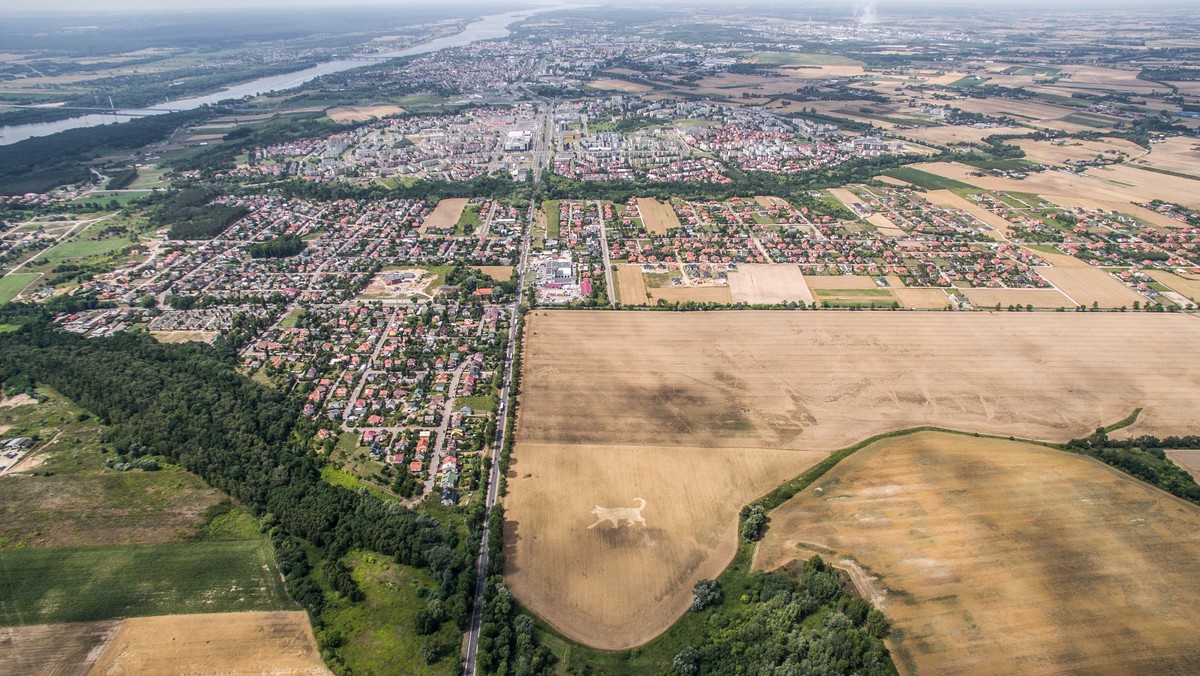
(0, 5, 566, 146)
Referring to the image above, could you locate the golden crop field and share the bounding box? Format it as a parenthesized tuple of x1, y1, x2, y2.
(755, 431, 1200, 675)
(615, 264, 650, 305)
(507, 311, 1200, 650)
(422, 198, 469, 232)
(727, 264, 813, 304)
(635, 198, 682, 235)
(89, 612, 329, 675)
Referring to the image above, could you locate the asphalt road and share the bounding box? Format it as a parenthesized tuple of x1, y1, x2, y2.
(462, 181, 537, 675)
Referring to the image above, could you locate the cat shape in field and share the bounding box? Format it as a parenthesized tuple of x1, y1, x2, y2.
(587, 498, 647, 529)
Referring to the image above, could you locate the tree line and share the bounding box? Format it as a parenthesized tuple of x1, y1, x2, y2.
(0, 305, 481, 674)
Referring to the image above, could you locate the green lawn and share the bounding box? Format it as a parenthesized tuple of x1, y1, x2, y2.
(0, 274, 39, 304)
(454, 395, 495, 413)
(881, 167, 975, 190)
(0, 540, 294, 625)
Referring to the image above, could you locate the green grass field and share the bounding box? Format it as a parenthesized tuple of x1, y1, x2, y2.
(882, 167, 976, 190)
(0, 540, 294, 625)
(950, 75, 990, 88)
(543, 200, 561, 239)
(456, 205, 483, 236)
(320, 551, 459, 674)
(1061, 113, 1116, 128)
(961, 158, 1040, 172)
(41, 236, 131, 262)
(0, 274, 39, 304)
(814, 287, 893, 298)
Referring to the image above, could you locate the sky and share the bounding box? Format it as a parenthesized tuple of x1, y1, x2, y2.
(2, 0, 1193, 13)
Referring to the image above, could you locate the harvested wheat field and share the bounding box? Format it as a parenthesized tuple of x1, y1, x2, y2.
(508, 311, 1200, 650)
(615, 265, 649, 305)
(902, 125, 1028, 147)
(1167, 450, 1200, 482)
(636, 198, 682, 235)
(422, 198, 469, 232)
(803, 275, 878, 290)
(754, 195, 790, 208)
(865, 214, 907, 238)
(473, 265, 514, 282)
(0, 621, 119, 675)
(1036, 265, 1143, 307)
(913, 161, 1200, 209)
(727, 264, 813, 304)
(921, 190, 1013, 238)
(506, 442, 823, 651)
(1136, 136, 1200, 177)
(892, 287, 951, 309)
(755, 431, 1200, 675)
(1147, 270, 1200, 302)
(649, 284, 731, 305)
(963, 287, 1074, 308)
(89, 611, 329, 675)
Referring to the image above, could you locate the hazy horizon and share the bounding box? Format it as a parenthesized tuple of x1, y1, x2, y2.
(4, 0, 1197, 15)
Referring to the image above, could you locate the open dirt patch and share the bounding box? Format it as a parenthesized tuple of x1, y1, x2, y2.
(0, 621, 120, 675)
(586, 79, 653, 93)
(149, 331, 218, 344)
(510, 311, 1200, 650)
(727, 264, 813, 305)
(325, 104, 406, 123)
(359, 268, 434, 300)
(0, 394, 37, 409)
(89, 611, 329, 675)
(755, 431, 1200, 675)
